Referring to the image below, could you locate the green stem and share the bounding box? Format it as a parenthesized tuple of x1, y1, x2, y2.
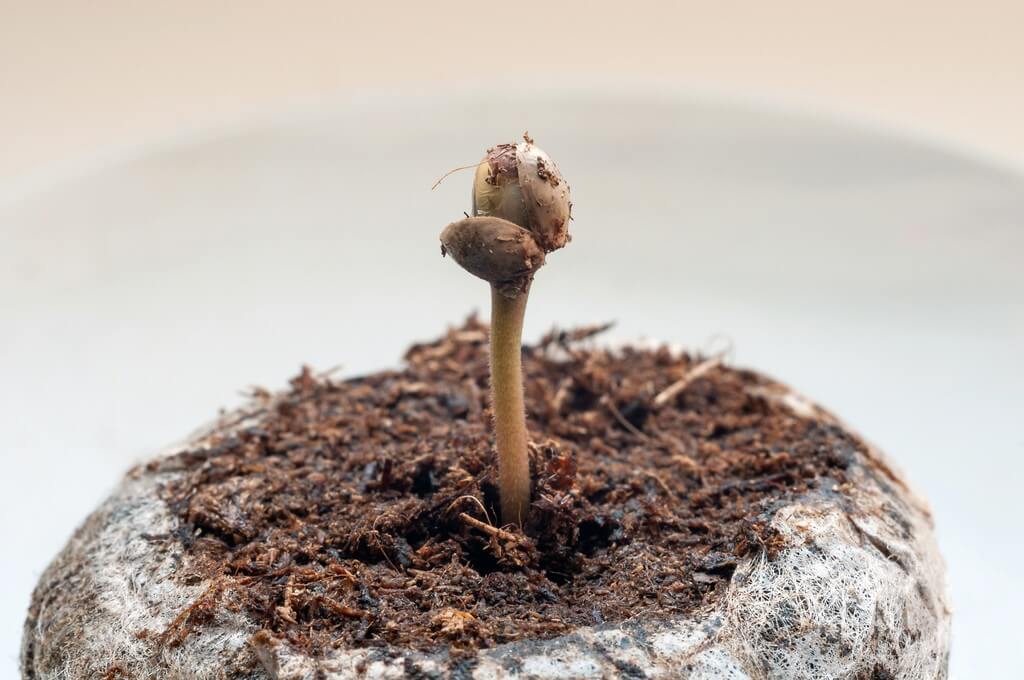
(490, 285, 531, 527)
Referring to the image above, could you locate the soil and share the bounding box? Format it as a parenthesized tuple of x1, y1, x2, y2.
(154, 317, 860, 657)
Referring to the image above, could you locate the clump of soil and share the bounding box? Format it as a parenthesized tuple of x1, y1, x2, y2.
(156, 317, 860, 655)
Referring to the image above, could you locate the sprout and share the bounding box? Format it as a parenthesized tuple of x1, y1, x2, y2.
(440, 136, 572, 526)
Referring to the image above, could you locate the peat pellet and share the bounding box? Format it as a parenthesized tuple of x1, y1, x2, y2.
(22, 320, 950, 679)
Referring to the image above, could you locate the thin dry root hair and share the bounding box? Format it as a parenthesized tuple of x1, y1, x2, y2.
(430, 144, 517, 190)
(431, 161, 485, 191)
(446, 494, 493, 526)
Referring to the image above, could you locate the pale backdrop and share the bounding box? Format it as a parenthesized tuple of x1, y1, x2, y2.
(2, 0, 1024, 196)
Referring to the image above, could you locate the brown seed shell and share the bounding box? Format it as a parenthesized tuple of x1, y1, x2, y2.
(515, 141, 571, 252)
(439, 216, 545, 297)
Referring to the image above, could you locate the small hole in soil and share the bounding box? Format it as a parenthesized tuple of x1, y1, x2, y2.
(619, 399, 649, 430)
(411, 462, 438, 497)
(440, 391, 471, 419)
(390, 537, 414, 568)
(541, 559, 578, 585)
(462, 541, 502, 576)
(569, 384, 599, 411)
(577, 516, 618, 556)
(480, 480, 502, 522)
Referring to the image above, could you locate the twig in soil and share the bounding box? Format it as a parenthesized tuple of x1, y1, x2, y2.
(702, 471, 792, 497)
(602, 395, 648, 439)
(283, 574, 296, 607)
(670, 453, 702, 476)
(552, 377, 573, 414)
(538, 322, 616, 350)
(215, 406, 268, 431)
(653, 356, 724, 408)
(316, 364, 345, 379)
(328, 563, 358, 584)
(161, 577, 227, 647)
(458, 512, 522, 541)
(643, 470, 677, 499)
(318, 596, 367, 619)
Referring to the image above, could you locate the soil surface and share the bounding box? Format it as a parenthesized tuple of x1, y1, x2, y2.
(155, 318, 860, 656)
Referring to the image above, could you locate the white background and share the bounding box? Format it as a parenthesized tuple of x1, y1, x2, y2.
(3, 0, 1024, 193)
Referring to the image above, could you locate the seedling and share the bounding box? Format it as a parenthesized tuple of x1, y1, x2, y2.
(439, 136, 572, 526)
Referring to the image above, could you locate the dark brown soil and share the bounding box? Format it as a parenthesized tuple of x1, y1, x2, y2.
(155, 317, 860, 656)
